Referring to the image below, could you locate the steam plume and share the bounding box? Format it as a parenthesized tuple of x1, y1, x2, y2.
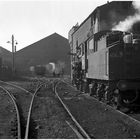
(112, 1, 140, 32)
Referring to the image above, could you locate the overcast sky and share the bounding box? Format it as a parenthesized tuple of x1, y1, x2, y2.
(0, 0, 107, 51)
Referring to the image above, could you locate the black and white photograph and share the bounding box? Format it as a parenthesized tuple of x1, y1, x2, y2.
(0, 0, 140, 139)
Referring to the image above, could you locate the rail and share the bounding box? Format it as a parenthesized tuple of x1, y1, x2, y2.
(24, 83, 44, 139)
(0, 86, 21, 139)
(54, 80, 90, 139)
(0, 80, 32, 96)
(65, 120, 84, 139)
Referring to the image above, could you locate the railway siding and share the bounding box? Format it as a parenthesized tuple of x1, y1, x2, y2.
(56, 81, 140, 139)
(0, 79, 78, 138)
(29, 81, 78, 139)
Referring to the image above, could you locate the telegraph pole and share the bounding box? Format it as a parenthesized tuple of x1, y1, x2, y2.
(12, 35, 15, 74)
(7, 35, 17, 76)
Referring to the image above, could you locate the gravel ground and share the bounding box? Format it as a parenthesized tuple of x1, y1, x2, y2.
(30, 85, 78, 139)
(57, 81, 140, 139)
(0, 80, 78, 139)
(0, 84, 32, 138)
(3, 78, 140, 139)
(0, 89, 16, 139)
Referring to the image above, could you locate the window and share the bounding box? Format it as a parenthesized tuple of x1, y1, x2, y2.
(88, 38, 94, 54)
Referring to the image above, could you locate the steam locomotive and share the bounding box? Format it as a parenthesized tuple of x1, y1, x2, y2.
(69, 1, 140, 109)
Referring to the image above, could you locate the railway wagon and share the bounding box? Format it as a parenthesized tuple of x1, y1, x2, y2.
(30, 62, 65, 77)
(69, 1, 140, 109)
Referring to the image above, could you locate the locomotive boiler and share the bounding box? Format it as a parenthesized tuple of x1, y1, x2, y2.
(69, 1, 140, 109)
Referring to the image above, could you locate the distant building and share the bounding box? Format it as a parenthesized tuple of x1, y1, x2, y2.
(15, 33, 71, 76)
(0, 47, 11, 68)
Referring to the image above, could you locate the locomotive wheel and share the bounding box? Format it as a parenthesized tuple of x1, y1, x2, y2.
(120, 90, 139, 106)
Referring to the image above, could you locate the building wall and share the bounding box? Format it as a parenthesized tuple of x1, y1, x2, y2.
(72, 17, 91, 54)
(15, 33, 71, 76)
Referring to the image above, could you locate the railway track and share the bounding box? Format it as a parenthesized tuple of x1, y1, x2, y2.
(3, 77, 140, 138)
(56, 79, 140, 138)
(25, 82, 44, 139)
(0, 79, 46, 138)
(0, 78, 78, 138)
(4, 77, 139, 138)
(54, 80, 91, 139)
(0, 86, 21, 138)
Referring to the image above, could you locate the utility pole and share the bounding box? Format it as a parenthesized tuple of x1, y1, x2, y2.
(7, 35, 17, 76)
(12, 35, 15, 74)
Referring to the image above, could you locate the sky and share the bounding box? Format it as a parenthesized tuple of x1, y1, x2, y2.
(0, 0, 108, 51)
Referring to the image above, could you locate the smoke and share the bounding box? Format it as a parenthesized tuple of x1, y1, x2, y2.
(133, 1, 140, 10)
(112, 1, 140, 32)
